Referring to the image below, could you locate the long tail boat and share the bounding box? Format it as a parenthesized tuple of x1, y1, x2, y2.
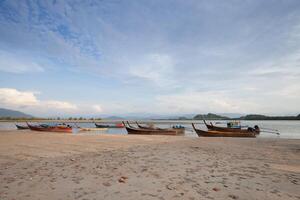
(203, 120, 260, 135)
(192, 123, 256, 137)
(27, 123, 72, 133)
(15, 124, 29, 130)
(95, 123, 124, 128)
(123, 122, 180, 135)
(135, 121, 185, 135)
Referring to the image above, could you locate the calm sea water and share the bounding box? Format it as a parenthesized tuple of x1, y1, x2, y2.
(0, 120, 300, 139)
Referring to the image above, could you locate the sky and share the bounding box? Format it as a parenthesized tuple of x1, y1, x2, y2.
(0, 0, 300, 117)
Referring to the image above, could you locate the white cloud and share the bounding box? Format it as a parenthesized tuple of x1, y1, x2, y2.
(0, 88, 39, 107)
(0, 88, 77, 115)
(0, 50, 44, 73)
(43, 101, 77, 110)
(249, 52, 300, 77)
(155, 91, 251, 114)
(129, 53, 176, 87)
(154, 88, 300, 115)
(0, 88, 107, 116)
(92, 104, 103, 112)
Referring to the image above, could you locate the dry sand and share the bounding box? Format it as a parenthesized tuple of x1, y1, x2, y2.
(0, 130, 299, 200)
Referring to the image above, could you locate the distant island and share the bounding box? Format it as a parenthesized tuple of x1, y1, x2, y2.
(237, 114, 300, 120)
(149, 113, 300, 120)
(187, 113, 300, 120)
(193, 113, 230, 120)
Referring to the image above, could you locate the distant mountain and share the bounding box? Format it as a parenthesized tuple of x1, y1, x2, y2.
(193, 113, 230, 120)
(103, 116, 125, 120)
(0, 108, 33, 118)
(111, 113, 196, 120)
(150, 113, 196, 120)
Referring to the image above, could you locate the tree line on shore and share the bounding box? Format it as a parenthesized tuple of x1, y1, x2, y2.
(0, 117, 102, 121)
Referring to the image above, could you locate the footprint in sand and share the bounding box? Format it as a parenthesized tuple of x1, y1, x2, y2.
(103, 182, 111, 187)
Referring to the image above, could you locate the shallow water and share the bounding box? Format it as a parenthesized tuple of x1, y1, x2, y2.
(0, 120, 299, 139)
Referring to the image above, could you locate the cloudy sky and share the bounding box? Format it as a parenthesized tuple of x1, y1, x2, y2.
(0, 0, 300, 117)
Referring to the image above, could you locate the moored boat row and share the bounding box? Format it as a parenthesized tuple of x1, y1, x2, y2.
(15, 122, 125, 133)
(14, 120, 271, 137)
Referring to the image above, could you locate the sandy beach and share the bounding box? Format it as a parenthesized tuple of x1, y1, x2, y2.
(0, 131, 299, 200)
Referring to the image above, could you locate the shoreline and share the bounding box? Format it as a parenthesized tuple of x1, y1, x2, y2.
(2, 119, 300, 123)
(0, 131, 299, 199)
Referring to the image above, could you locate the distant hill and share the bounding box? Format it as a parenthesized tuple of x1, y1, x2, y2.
(239, 114, 300, 120)
(218, 113, 244, 118)
(104, 116, 125, 120)
(192, 113, 300, 120)
(193, 113, 230, 120)
(0, 108, 33, 118)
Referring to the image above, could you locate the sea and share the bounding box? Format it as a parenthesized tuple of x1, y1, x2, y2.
(0, 120, 300, 139)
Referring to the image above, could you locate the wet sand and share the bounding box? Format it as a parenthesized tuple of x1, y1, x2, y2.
(0, 130, 299, 200)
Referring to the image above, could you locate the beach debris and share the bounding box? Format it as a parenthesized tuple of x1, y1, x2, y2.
(70, 158, 75, 161)
(228, 194, 238, 199)
(118, 176, 128, 183)
(212, 187, 220, 192)
(118, 178, 125, 183)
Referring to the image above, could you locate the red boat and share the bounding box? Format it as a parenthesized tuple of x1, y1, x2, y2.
(95, 123, 125, 128)
(27, 123, 73, 133)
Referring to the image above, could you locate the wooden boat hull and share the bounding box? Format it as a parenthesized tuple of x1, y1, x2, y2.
(95, 123, 124, 128)
(207, 125, 259, 134)
(15, 124, 29, 130)
(125, 126, 179, 135)
(80, 128, 108, 131)
(192, 124, 256, 138)
(27, 124, 72, 133)
(173, 128, 185, 135)
(135, 122, 185, 135)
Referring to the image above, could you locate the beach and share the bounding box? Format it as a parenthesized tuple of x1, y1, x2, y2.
(0, 131, 299, 200)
